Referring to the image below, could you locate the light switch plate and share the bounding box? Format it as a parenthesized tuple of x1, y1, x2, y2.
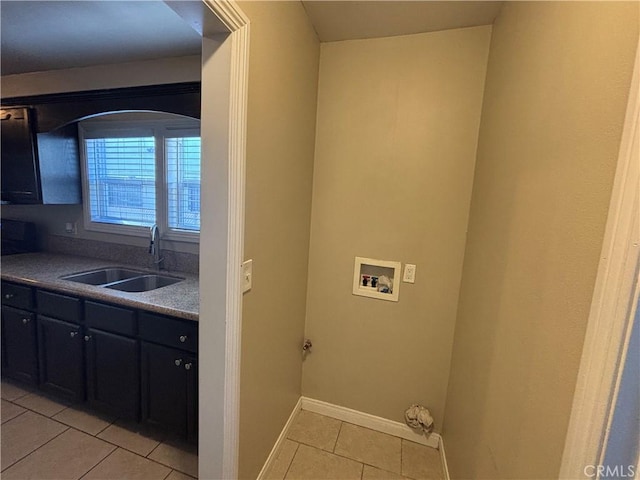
(242, 259, 253, 293)
(403, 264, 416, 283)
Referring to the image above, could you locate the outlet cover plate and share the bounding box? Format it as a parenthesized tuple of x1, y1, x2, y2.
(403, 264, 416, 283)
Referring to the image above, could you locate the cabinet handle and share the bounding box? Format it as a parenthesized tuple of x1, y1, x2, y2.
(22, 318, 30, 324)
(4, 293, 14, 299)
(175, 359, 183, 367)
(184, 363, 192, 371)
(84, 335, 91, 342)
(70, 331, 78, 338)
(179, 335, 187, 343)
(0, 111, 11, 121)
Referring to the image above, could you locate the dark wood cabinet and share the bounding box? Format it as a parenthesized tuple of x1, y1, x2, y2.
(85, 327, 139, 420)
(1, 82, 201, 205)
(1, 306, 38, 385)
(141, 341, 197, 442)
(37, 315, 84, 401)
(1, 281, 197, 442)
(0, 107, 41, 203)
(2, 281, 35, 310)
(0, 108, 80, 204)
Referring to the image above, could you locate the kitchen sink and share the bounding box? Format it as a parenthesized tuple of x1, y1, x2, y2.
(105, 274, 184, 292)
(61, 268, 146, 285)
(60, 268, 184, 292)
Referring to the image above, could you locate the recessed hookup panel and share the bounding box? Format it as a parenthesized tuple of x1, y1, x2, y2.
(352, 256, 401, 302)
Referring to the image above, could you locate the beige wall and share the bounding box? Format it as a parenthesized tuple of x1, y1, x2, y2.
(302, 26, 491, 428)
(238, 2, 320, 478)
(443, 2, 639, 479)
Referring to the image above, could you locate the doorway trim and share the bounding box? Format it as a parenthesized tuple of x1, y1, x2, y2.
(198, 1, 249, 478)
(559, 39, 640, 479)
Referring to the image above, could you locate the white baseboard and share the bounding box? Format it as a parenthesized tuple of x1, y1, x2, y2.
(300, 397, 440, 449)
(439, 435, 451, 480)
(256, 397, 302, 480)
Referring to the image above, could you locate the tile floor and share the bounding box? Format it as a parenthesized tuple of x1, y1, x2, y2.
(264, 410, 444, 480)
(1, 379, 198, 479)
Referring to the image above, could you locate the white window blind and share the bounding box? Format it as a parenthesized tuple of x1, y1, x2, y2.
(166, 136, 201, 231)
(80, 117, 201, 241)
(85, 136, 156, 227)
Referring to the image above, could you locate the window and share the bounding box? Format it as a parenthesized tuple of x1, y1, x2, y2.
(80, 115, 200, 241)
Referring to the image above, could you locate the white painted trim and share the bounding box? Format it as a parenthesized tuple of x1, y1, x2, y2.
(300, 397, 440, 449)
(201, 2, 249, 479)
(439, 435, 451, 480)
(256, 398, 303, 480)
(559, 39, 640, 479)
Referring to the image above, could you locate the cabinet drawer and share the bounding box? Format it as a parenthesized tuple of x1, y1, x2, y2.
(138, 312, 197, 353)
(37, 290, 81, 324)
(85, 301, 136, 336)
(1, 282, 34, 310)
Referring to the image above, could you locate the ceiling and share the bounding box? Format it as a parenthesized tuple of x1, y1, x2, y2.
(302, 1, 503, 42)
(1, 1, 503, 76)
(0, 1, 203, 75)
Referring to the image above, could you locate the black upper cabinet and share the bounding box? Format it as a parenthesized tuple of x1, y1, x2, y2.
(1, 82, 200, 205)
(1, 107, 41, 203)
(0, 107, 81, 204)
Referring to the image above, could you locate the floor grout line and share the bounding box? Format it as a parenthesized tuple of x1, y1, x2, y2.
(77, 444, 119, 480)
(282, 440, 301, 480)
(1, 405, 28, 425)
(0, 424, 71, 473)
(2, 381, 198, 478)
(332, 420, 344, 453)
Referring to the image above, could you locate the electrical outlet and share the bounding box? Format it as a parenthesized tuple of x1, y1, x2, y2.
(242, 259, 253, 293)
(65, 222, 77, 234)
(403, 264, 416, 283)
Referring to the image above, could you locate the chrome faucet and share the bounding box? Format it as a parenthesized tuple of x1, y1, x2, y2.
(149, 224, 163, 270)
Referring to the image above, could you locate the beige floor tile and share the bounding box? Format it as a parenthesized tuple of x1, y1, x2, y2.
(2, 427, 115, 479)
(265, 439, 299, 480)
(98, 421, 164, 457)
(334, 423, 402, 474)
(401, 441, 443, 480)
(14, 392, 69, 417)
(286, 410, 342, 451)
(165, 470, 197, 480)
(83, 447, 172, 479)
(285, 444, 363, 480)
(1, 380, 33, 401)
(1, 410, 68, 469)
(363, 465, 407, 479)
(1, 399, 26, 423)
(53, 406, 115, 435)
(148, 440, 198, 478)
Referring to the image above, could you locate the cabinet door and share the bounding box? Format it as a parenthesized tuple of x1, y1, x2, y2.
(0, 107, 41, 203)
(141, 341, 191, 438)
(1, 306, 38, 384)
(37, 315, 84, 401)
(185, 354, 198, 443)
(85, 328, 139, 420)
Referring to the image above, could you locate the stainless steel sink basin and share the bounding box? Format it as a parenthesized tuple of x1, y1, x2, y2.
(105, 274, 184, 292)
(61, 268, 146, 285)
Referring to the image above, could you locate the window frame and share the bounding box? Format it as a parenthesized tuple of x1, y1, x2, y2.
(79, 117, 201, 243)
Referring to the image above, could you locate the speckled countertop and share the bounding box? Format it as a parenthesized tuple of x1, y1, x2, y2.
(1, 253, 198, 322)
